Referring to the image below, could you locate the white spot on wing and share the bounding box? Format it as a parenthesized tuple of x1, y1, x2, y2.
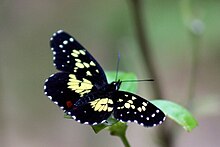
(63, 40, 68, 45)
(57, 30, 63, 33)
(49, 74, 54, 77)
(69, 38, 74, 42)
(163, 117, 166, 121)
(92, 122, 98, 125)
(101, 120, 106, 123)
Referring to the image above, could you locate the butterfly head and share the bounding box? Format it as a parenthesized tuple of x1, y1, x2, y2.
(110, 80, 122, 91)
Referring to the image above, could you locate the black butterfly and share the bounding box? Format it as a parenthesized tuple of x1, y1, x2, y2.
(44, 30, 166, 127)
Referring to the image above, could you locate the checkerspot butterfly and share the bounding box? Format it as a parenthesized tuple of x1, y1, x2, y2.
(44, 30, 166, 127)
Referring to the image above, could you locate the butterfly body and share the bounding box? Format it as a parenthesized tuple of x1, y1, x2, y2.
(74, 80, 121, 107)
(44, 30, 166, 127)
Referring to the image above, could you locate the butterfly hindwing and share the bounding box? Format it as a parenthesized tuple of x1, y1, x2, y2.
(50, 30, 107, 87)
(44, 72, 81, 111)
(68, 97, 114, 125)
(44, 72, 114, 125)
(113, 91, 166, 127)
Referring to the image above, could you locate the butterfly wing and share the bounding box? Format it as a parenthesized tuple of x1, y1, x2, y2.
(113, 91, 166, 127)
(50, 30, 107, 87)
(44, 30, 110, 124)
(44, 72, 114, 125)
(68, 96, 114, 125)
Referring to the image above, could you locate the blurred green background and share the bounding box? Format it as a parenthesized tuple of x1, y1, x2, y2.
(1, 0, 220, 146)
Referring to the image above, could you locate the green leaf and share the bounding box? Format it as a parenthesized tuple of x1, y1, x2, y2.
(92, 123, 108, 134)
(92, 117, 119, 134)
(151, 100, 198, 132)
(105, 71, 137, 93)
(64, 114, 72, 119)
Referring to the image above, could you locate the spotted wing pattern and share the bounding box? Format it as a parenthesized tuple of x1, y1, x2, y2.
(45, 72, 115, 125)
(44, 30, 111, 125)
(50, 30, 107, 88)
(44, 30, 166, 127)
(113, 91, 166, 127)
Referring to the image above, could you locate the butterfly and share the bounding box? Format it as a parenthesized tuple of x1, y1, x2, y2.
(44, 30, 166, 127)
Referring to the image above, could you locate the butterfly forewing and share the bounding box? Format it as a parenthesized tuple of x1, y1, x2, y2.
(113, 91, 166, 127)
(50, 30, 107, 87)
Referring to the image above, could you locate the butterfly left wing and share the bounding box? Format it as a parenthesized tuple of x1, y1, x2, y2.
(50, 30, 108, 88)
(113, 91, 166, 127)
(44, 30, 113, 125)
(44, 72, 114, 125)
(68, 96, 115, 125)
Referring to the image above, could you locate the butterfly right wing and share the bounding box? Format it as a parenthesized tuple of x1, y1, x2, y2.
(113, 91, 166, 127)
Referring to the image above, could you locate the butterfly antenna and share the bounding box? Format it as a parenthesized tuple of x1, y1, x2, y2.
(115, 52, 121, 81)
(122, 79, 154, 83)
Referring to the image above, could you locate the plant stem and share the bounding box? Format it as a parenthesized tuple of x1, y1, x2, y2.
(129, 0, 162, 99)
(187, 32, 201, 110)
(119, 134, 131, 147)
(128, 0, 172, 147)
(180, 0, 203, 110)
